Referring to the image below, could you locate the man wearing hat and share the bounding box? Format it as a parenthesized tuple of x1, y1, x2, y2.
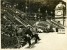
(24, 24, 33, 48)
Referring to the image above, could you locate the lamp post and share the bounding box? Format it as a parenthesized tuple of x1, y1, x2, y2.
(34, 13, 37, 20)
(51, 11, 53, 20)
(38, 8, 41, 21)
(25, 0, 28, 17)
(46, 10, 48, 19)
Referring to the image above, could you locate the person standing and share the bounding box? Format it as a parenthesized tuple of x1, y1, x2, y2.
(33, 27, 41, 43)
(24, 25, 33, 47)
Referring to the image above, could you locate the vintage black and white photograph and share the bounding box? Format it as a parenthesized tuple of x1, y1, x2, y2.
(1, 0, 67, 50)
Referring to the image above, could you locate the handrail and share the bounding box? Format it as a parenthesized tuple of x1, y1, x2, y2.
(3, 8, 27, 27)
(51, 20, 65, 28)
(46, 20, 64, 29)
(10, 8, 29, 25)
(12, 8, 33, 26)
(46, 20, 58, 28)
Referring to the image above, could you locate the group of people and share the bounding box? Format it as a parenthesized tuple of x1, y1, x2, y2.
(23, 25, 41, 48)
(16, 25, 41, 48)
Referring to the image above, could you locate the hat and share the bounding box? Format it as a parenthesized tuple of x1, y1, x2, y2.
(26, 24, 31, 27)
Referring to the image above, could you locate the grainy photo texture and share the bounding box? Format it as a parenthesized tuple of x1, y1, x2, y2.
(1, 0, 67, 50)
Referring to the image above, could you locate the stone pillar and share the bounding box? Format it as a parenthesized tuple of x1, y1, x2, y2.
(65, 1, 67, 34)
(55, 2, 66, 26)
